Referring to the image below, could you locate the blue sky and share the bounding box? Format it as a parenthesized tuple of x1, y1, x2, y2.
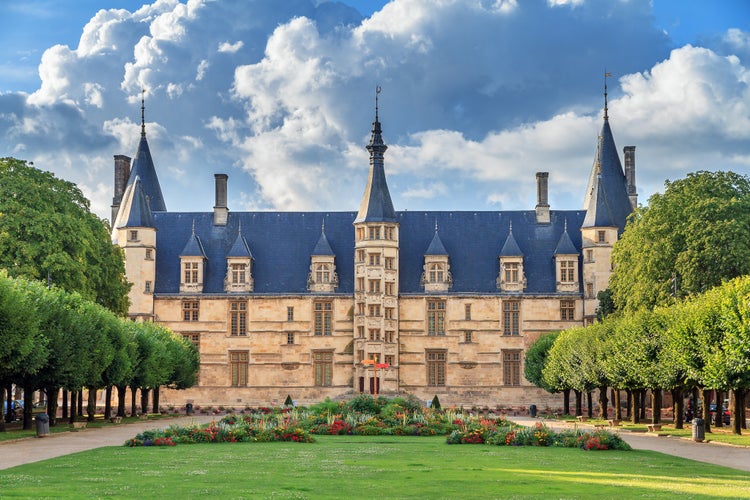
(1, 0, 748, 220)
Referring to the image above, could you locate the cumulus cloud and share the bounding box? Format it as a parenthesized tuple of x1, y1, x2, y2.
(0, 0, 748, 221)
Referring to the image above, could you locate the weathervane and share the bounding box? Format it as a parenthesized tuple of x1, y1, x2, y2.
(603, 71, 611, 121)
(141, 89, 147, 137)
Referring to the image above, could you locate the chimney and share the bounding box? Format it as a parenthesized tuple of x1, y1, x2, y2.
(535, 172, 550, 224)
(111, 155, 131, 224)
(623, 146, 637, 209)
(214, 173, 229, 226)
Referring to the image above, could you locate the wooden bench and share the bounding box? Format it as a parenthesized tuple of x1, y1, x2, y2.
(594, 424, 608, 430)
(647, 424, 662, 432)
(71, 421, 87, 429)
(576, 416, 588, 422)
(110, 416, 122, 424)
(608, 419, 620, 427)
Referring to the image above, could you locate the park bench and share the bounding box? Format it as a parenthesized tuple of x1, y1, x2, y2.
(647, 424, 662, 432)
(71, 421, 87, 429)
(576, 416, 588, 422)
(110, 416, 122, 424)
(608, 419, 620, 427)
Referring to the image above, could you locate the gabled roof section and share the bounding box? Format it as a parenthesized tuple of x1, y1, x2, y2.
(355, 88, 396, 223)
(499, 224, 523, 256)
(554, 221, 578, 255)
(227, 229, 252, 258)
(122, 176, 155, 229)
(180, 224, 206, 258)
(425, 229, 448, 256)
(125, 95, 166, 212)
(312, 229, 335, 256)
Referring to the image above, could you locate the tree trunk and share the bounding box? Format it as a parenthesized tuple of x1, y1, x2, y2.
(713, 390, 723, 428)
(574, 390, 582, 416)
(672, 388, 683, 429)
(731, 389, 744, 435)
(104, 386, 113, 420)
(22, 390, 33, 430)
(78, 391, 84, 417)
(651, 389, 661, 424)
(140, 388, 150, 416)
(152, 386, 160, 414)
(62, 390, 68, 420)
(4, 384, 12, 424)
(586, 391, 593, 418)
(116, 386, 127, 417)
(46, 387, 59, 426)
(0, 386, 6, 432)
(699, 388, 711, 434)
(613, 389, 622, 421)
(130, 386, 138, 417)
(598, 386, 609, 420)
(741, 391, 747, 430)
(86, 388, 96, 422)
(563, 389, 570, 415)
(69, 390, 77, 424)
(631, 389, 640, 424)
(625, 390, 632, 418)
(639, 390, 647, 420)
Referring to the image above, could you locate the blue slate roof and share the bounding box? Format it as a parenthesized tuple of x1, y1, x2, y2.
(121, 176, 155, 228)
(425, 230, 448, 255)
(553, 225, 578, 255)
(312, 231, 335, 256)
(127, 135, 167, 212)
(582, 120, 632, 231)
(499, 228, 523, 257)
(227, 231, 253, 258)
(152, 210, 585, 295)
(179, 229, 207, 258)
(354, 112, 396, 223)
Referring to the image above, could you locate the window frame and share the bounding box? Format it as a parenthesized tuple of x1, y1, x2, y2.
(427, 300, 446, 336)
(502, 301, 520, 336)
(314, 301, 333, 336)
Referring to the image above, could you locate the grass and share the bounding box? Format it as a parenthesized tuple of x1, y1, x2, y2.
(0, 413, 176, 442)
(2, 435, 750, 498)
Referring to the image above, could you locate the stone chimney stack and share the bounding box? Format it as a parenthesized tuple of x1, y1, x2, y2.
(111, 155, 131, 225)
(214, 173, 229, 226)
(623, 146, 637, 209)
(535, 172, 550, 224)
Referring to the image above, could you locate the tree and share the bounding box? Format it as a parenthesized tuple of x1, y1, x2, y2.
(524, 332, 560, 393)
(0, 158, 130, 314)
(610, 171, 750, 312)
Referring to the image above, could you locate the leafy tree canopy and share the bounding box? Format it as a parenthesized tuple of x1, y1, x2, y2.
(0, 158, 130, 314)
(610, 170, 750, 312)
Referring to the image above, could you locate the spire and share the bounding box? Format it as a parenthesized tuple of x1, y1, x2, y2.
(499, 221, 523, 256)
(355, 85, 396, 223)
(126, 90, 166, 212)
(228, 223, 252, 258)
(554, 218, 578, 255)
(581, 74, 633, 232)
(425, 224, 448, 256)
(180, 221, 206, 257)
(312, 217, 335, 256)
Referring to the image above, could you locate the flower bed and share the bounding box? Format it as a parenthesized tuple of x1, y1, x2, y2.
(124, 395, 629, 451)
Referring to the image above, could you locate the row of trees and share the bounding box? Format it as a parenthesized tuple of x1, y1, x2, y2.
(528, 275, 749, 435)
(0, 272, 199, 430)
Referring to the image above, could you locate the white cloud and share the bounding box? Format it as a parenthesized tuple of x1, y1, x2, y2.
(218, 41, 244, 53)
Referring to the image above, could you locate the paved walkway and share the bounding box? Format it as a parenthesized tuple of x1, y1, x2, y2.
(0, 415, 748, 473)
(510, 416, 750, 473)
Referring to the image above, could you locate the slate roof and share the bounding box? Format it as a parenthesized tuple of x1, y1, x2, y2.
(127, 135, 167, 212)
(553, 224, 578, 255)
(425, 230, 448, 255)
(312, 230, 335, 256)
(227, 231, 253, 258)
(152, 210, 585, 295)
(582, 120, 632, 231)
(499, 227, 523, 257)
(117, 176, 155, 229)
(354, 111, 396, 223)
(179, 228, 207, 258)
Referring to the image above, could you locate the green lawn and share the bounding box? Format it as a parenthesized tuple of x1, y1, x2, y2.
(2, 436, 750, 498)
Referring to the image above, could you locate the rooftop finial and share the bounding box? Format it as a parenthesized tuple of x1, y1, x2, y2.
(434, 219, 438, 232)
(191, 218, 195, 235)
(509, 220, 513, 233)
(603, 71, 611, 121)
(375, 85, 381, 122)
(564, 218, 568, 232)
(321, 218, 326, 234)
(141, 89, 146, 138)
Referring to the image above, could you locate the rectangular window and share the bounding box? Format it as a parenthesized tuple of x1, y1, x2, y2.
(144, 281, 152, 293)
(357, 326, 365, 338)
(184, 262, 199, 284)
(384, 307, 394, 320)
(561, 300, 575, 321)
(129, 230, 138, 241)
(286, 333, 295, 345)
(427, 300, 446, 335)
(231, 263, 247, 284)
(182, 333, 199, 348)
(357, 228, 365, 242)
(183, 301, 199, 321)
(385, 331, 394, 343)
(385, 282, 395, 295)
(313, 351, 333, 386)
(464, 330, 472, 343)
(368, 227, 381, 240)
(357, 350, 364, 362)
(586, 249, 594, 262)
(356, 277, 365, 292)
(503, 301, 520, 336)
(145, 249, 153, 260)
(586, 282, 594, 299)
(385, 257, 395, 270)
(314, 301, 332, 336)
(386, 227, 394, 240)
(369, 253, 381, 266)
(368, 329, 381, 341)
(230, 301, 247, 336)
(368, 280, 381, 293)
(230, 351, 248, 386)
(384, 354, 394, 366)
(427, 350, 446, 386)
(598, 230, 606, 243)
(357, 303, 365, 315)
(464, 304, 471, 320)
(504, 262, 519, 283)
(368, 304, 381, 317)
(287, 306, 294, 322)
(503, 350, 521, 386)
(560, 261, 575, 282)
(357, 249, 365, 262)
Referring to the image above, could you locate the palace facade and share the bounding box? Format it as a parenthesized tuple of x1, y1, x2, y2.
(111, 92, 636, 408)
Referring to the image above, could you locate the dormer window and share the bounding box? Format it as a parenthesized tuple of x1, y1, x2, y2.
(308, 226, 338, 293)
(225, 227, 254, 293)
(555, 256, 579, 292)
(231, 263, 247, 284)
(180, 258, 204, 293)
(497, 256, 526, 292)
(421, 228, 451, 292)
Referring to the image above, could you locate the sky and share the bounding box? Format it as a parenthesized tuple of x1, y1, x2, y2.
(0, 0, 749, 221)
